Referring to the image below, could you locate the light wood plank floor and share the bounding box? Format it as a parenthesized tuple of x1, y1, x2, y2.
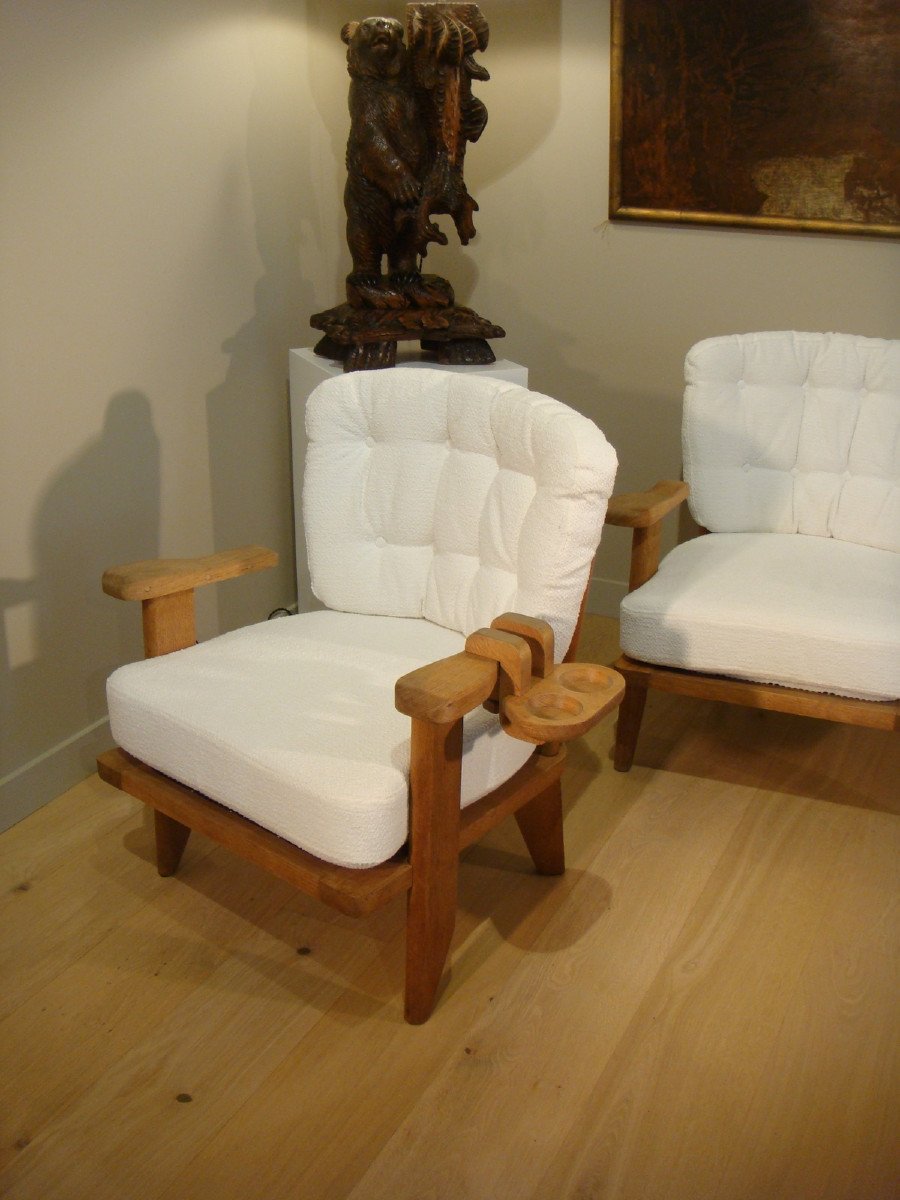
(1, 617, 897, 1200)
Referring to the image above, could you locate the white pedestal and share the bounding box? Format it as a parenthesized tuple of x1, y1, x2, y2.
(289, 347, 529, 611)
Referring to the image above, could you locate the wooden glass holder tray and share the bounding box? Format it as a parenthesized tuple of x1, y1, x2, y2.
(502, 662, 624, 743)
(465, 616, 625, 746)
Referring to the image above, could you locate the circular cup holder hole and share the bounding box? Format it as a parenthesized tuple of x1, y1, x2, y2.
(558, 665, 608, 694)
(524, 692, 583, 720)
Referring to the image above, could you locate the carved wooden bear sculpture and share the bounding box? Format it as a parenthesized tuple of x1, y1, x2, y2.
(311, 5, 503, 369)
(341, 17, 430, 306)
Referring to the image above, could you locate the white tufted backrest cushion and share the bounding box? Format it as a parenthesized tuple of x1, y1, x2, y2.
(302, 368, 618, 656)
(683, 331, 900, 552)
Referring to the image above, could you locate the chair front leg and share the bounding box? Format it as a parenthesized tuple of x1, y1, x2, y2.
(404, 716, 464, 1024)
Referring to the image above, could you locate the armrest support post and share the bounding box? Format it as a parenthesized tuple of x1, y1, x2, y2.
(142, 592, 197, 658)
(629, 523, 663, 592)
(605, 480, 689, 592)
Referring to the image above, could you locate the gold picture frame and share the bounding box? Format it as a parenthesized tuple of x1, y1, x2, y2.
(609, 0, 900, 239)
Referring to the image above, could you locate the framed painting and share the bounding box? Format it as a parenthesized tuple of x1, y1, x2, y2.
(609, 0, 900, 238)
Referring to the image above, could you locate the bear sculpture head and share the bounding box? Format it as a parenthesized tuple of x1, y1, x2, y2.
(342, 17, 408, 80)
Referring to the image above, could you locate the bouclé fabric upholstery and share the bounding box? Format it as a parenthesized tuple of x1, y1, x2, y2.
(108, 369, 618, 866)
(622, 332, 900, 702)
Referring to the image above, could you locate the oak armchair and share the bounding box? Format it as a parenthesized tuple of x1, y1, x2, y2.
(607, 332, 900, 773)
(98, 368, 623, 1023)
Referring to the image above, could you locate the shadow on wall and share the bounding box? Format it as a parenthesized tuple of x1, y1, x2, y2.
(305, 0, 374, 305)
(428, 0, 565, 311)
(467, 0, 564, 182)
(205, 4, 330, 634)
(422, 1, 567, 348)
(1, 392, 159, 827)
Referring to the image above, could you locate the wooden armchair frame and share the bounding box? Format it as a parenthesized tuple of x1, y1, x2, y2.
(606, 483, 900, 773)
(98, 547, 624, 1023)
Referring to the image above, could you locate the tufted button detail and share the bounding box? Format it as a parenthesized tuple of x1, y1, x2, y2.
(365, 436, 375, 448)
(742, 462, 752, 472)
(375, 536, 386, 548)
(791, 467, 800, 477)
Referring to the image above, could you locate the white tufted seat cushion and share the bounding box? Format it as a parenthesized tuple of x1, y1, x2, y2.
(107, 370, 618, 867)
(622, 331, 900, 703)
(108, 611, 535, 868)
(621, 532, 900, 701)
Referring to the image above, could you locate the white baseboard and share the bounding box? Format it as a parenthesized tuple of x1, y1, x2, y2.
(0, 716, 112, 834)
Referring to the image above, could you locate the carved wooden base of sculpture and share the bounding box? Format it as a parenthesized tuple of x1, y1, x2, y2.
(311, 273, 504, 373)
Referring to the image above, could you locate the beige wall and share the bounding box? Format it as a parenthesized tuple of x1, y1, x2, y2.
(1, 0, 346, 825)
(2, 0, 898, 827)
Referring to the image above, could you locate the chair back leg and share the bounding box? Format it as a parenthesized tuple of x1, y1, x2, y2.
(513, 778, 565, 875)
(613, 664, 650, 772)
(154, 810, 192, 876)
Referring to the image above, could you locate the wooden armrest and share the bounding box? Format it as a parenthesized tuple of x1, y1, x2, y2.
(102, 545, 278, 601)
(397, 615, 557, 729)
(605, 480, 689, 529)
(396, 653, 497, 725)
(396, 621, 625, 748)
